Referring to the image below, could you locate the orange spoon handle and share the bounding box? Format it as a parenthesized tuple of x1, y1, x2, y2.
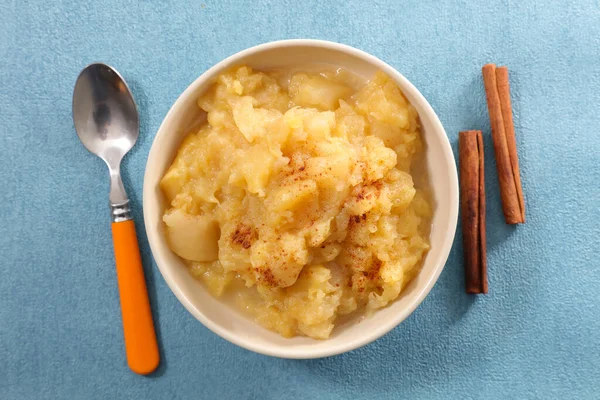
(111, 219, 160, 375)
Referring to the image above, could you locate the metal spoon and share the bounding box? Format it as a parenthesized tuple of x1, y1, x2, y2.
(73, 63, 159, 375)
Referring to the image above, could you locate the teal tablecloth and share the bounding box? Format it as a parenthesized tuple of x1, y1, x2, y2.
(1, 0, 599, 398)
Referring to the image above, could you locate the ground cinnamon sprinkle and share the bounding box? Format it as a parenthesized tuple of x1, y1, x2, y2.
(362, 258, 383, 281)
(230, 224, 257, 249)
(259, 268, 277, 287)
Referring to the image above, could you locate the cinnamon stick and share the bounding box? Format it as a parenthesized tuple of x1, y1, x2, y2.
(482, 64, 524, 224)
(495, 66, 525, 222)
(459, 130, 487, 294)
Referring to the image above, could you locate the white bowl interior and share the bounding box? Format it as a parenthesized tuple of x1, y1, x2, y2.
(143, 40, 458, 358)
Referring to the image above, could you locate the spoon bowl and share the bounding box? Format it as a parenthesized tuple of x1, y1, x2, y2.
(73, 63, 139, 205)
(73, 64, 139, 161)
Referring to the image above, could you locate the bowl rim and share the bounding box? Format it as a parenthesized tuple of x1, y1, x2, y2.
(143, 39, 458, 359)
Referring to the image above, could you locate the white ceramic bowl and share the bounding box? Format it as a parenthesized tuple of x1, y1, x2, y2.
(143, 39, 458, 359)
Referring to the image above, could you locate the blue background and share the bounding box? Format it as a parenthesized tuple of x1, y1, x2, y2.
(1, 0, 599, 399)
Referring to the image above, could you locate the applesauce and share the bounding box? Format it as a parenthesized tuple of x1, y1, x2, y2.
(160, 66, 432, 339)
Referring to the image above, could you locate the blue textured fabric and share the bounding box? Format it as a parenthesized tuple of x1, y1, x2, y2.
(1, 0, 599, 399)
